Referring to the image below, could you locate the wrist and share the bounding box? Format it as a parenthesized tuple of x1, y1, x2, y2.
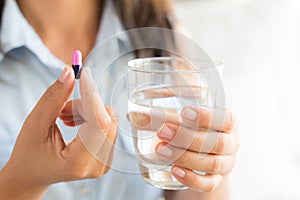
(0, 162, 48, 200)
(165, 176, 230, 200)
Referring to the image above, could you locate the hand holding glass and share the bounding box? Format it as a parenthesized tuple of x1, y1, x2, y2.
(127, 57, 222, 190)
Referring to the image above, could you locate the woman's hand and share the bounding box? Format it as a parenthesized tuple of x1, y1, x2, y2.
(0, 67, 117, 200)
(156, 107, 238, 193)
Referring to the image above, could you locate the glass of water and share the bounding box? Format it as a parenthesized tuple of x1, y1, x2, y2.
(126, 57, 223, 190)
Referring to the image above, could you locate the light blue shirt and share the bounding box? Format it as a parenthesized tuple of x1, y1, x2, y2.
(0, 0, 163, 199)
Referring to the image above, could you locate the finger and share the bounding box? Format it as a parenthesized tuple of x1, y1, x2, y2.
(65, 120, 117, 171)
(61, 136, 109, 179)
(60, 99, 82, 117)
(59, 100, 85, 126)
(63, 68, 118, 169)
(79, 67, 111, 131)
(59, 106, 114, 127)
(171, 166, 223, 192)
(101, 106, 118, 171)
(28, 66, 75, 129)
(156, 143, 235, 174)
(76, 66, 113, 148)
(157, 123, 237, 155)
(61, 130, 116, 179)
(104, 106, 118, 142)
(181, 107, 236, 132)
(59, 115, 84, 123)
(62, 119, 85, 127)
(129, 108, 181, 131)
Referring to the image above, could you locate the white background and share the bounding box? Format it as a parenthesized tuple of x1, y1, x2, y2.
(174, 0, 300, 199)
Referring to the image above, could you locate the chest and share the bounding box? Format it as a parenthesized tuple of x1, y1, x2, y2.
(0, 49, 60, 141)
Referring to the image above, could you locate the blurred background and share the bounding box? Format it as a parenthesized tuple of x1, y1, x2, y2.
(174, 0, 300, 199)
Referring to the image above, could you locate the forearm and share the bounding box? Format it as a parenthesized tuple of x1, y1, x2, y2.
(164, 176, 230, 200)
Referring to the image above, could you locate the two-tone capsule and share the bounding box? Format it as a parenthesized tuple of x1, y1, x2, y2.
(72, 50, 82, 79)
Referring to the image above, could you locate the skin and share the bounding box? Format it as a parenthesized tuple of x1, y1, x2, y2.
(0, 0, 239, 199)
(0, 67, 118, 199)
(160, 108, 238, 199)
(130, 107, 238, 199)
(17, 0, 102, 62)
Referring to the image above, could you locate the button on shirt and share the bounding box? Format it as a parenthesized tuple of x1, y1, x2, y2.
(0, 0, 163, 199)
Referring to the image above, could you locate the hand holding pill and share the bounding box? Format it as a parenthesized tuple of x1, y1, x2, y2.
(0, 51, 118, 199)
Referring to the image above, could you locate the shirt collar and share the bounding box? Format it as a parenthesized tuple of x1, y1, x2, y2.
(0, 0, 128, 68)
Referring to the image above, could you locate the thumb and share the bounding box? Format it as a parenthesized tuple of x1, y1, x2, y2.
(28, 66, 75, 128)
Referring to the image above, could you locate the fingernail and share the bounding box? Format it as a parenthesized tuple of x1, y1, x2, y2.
(58, 66, 70, 83)
(158, 126, 174, 140)
(157, 145, 173, 157)
(173, 167, 186, 178)
(182, 107, 198, 121)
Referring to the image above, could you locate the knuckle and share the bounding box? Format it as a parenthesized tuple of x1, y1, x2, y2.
(69, 165, 89, 179)
(170, 126, 188, 148)
(208, 157, 222, 174)
(225, 110, 235, 132)
(190, 138, 201, 152)
(188, 173, 200, 187)
(215, 135, 230, 154)
(105, 106, 116, 120)
(175, 150, 190, 166)
(103, 166, 111, 174)
(100, 116, 111, 131)
(206, 179, 217, 192)
(69, 163, 104, 179)
(110, 114, 119, 127)
(68, 159, 106, 179)
(200, 113, 211, 128)
(187, 129, 200, 149)
(44, 87, 57, 102)
(90, 169, 103, 178)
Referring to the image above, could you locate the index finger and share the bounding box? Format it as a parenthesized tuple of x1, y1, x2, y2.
(68, 67, 117, 166)
(79, 67, 111, 132)
(181, 107, 236, 133)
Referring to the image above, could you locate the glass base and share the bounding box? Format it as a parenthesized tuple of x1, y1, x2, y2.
(140, 164, 188, 190)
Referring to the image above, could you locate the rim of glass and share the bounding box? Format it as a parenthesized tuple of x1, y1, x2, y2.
(126, 57, 223, 74)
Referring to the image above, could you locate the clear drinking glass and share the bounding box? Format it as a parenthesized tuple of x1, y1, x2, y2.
(127, 57, 223, 190)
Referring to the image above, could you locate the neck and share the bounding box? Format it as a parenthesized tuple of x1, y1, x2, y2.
(17, 0, 103, 62)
